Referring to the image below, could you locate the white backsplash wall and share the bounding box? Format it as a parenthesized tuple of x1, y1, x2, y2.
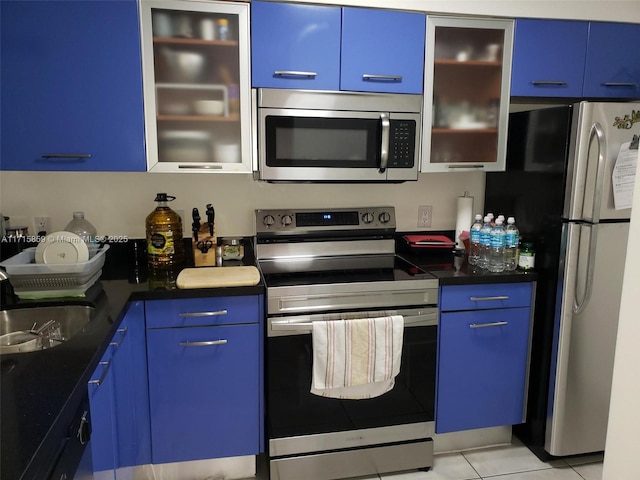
(0, 170, 484, 239)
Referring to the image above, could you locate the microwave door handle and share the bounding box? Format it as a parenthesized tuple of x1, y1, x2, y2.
(379, 113, 390, 173)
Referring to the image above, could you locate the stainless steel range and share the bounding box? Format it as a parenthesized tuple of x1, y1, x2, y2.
(255, 207, 439, 480)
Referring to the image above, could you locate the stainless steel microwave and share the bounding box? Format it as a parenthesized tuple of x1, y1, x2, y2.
(256, 89, 422, 182)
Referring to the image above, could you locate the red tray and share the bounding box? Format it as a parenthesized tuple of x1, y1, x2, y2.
(403, 234, 456, 250)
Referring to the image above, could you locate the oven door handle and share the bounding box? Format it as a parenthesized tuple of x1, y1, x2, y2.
(270, 311, 438, 334)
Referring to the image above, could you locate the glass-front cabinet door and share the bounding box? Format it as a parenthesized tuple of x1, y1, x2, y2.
(421, 17, 513, 173)
(140, 0, 251, 173)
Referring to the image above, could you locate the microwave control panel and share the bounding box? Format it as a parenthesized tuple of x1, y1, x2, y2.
(389, 120, 416, 168)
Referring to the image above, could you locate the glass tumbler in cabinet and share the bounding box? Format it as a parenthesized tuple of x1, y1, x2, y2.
(422, 17, 513, 173)
(140, 0, 251, 172)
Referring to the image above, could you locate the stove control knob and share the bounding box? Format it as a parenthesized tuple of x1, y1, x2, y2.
(263, 215, 275, 227)
(379, 212, 391, 224)
(362, 212, 375, 224)
(281, 214, 293, 227)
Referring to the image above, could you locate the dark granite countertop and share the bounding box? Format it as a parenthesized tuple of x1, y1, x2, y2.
(0, 238, 264, 480)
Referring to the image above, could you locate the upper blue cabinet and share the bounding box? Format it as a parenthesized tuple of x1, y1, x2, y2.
(0, 0, 146, 171)
(512, 19, 640, 99)
(251, 1, 341, 90)
(583, 22, 640, 99)
(511, 19, 588, 97)
(340, 8, 426, 94)
(251, 1, 426, 94)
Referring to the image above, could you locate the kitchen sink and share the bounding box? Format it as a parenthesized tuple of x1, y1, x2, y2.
(0, 305, 94, 354)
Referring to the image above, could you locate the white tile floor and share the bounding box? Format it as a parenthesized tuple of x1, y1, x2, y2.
(258, 438, 604, 480)
(372, 439, 603, 480)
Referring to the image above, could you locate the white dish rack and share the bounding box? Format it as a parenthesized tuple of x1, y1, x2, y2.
(0, 245, 109, 298)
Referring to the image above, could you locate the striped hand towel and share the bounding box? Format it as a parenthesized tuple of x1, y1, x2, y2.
(310, 315, 404, 399)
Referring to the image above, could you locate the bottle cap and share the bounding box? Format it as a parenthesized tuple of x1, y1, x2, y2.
(507, 216, 515, 224)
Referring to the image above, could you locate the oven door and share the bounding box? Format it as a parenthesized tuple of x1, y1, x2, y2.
(258, 108, 419, 182)
(266, 307, 437, 457)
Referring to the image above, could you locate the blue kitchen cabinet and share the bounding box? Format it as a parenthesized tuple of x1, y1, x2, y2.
(0, 0, 146, 171)
(145, 295, 264, 464)
(436, 283, 534, 433)
(251, 1, 342, 90)
(340, 8, 426, 94)
(511, 19, 589, 97)
(251, 1, 425, 94)
(88, 348, 117, 478)
(583, 22, 640, 99)
(88, 302, 150, 478)
(112, 302, 151, 474)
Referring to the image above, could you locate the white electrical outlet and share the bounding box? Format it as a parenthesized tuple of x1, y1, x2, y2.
(34, 216, 52, 235)
(417, 206, 432, 228)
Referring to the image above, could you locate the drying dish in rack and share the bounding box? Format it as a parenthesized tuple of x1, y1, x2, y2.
(35, 231, 90, 264)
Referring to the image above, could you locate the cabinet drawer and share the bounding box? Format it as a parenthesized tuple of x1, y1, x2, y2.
(440, 283, 532, 312)
(146, 295, 261, 328)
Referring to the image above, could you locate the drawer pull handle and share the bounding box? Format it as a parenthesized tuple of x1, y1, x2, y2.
(362, 73, 403, 82)
(531, 80, 568, 86)
(179, 310, 228, 318)
(89, 361, 111, 386)
(41, 153, 92, 159)
(274, 70, 317, 78)
(470, 321, 508, 329)
(603, 82, 637, 87)
(469, 295, 509, 301)
(179, 339, 228, 347)
(109, 327, 128, 348)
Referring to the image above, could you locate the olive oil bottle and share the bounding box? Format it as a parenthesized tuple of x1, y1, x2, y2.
(146, 193, 185, 271)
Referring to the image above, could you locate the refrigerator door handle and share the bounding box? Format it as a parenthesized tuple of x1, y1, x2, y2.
(585, 122, 607, 223)
(573, 223, 598, 314)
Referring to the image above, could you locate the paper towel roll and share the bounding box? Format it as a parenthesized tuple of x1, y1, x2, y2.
(455, 194, 474, 250)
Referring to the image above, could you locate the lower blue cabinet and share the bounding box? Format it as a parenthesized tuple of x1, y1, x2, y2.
(436, 283, 534, 433)
(88, 302, 150, 478)
(147, 323, 261, 464)
(89, 348, 117, 477)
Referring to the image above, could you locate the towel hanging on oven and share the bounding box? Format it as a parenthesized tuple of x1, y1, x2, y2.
(310, 315, 404, 399)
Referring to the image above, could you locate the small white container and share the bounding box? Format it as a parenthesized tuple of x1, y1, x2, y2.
(213, 142, 240, 163)
(194, 100, 225, 116)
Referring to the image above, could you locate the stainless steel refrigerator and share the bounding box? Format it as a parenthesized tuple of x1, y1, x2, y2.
(485, 101, 639, 458)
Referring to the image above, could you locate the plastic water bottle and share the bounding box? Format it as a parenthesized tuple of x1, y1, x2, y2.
(65, 212, 97, 244)
(478, 216, 492, 269)
(504, 216, 520, 271)
(486, 212, 495, 226)
(469, 214, 483, 265)
(488, 218, 506, 272)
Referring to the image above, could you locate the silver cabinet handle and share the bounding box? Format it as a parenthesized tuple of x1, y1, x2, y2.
(178, 165, 223, 170)
(109, 327, 128, 348)
(89, 361, 111, 386)
(179, 339, 228, 347)
(362, 74, 403, 82)
(469, 296, 509, 301)
(603, 82, 638, 87)
(179, 310, 228, 318)
(274, 70, 317, 78)
(531, 81, 568, 86)
(379, 113, 390, 173)
(41, 153, 92, 159)
(470, 321, 508, 329)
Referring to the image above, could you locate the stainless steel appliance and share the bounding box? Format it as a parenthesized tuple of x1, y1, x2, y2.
(486, 101, 640, 458)
(255, 89, 421, 182)
(256, 207, 438, 480)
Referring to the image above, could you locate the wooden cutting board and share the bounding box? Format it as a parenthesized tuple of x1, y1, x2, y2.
(176, 266, 260, 289)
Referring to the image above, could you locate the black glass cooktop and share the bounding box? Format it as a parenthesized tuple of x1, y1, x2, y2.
(259, 254, 435, 288)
